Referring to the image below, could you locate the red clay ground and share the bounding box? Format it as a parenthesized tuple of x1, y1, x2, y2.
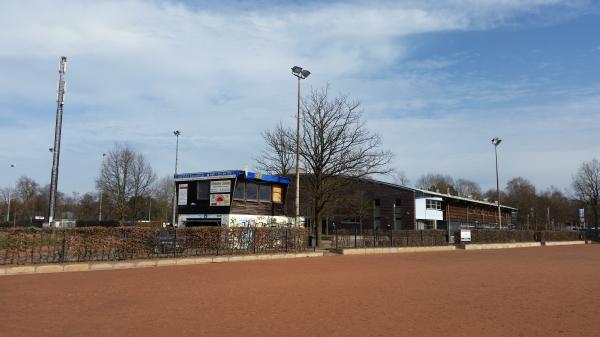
(1, 245, 599, 337)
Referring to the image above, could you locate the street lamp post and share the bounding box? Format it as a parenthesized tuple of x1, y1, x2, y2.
(172, 130, 181, 227)
(291, 66, 310, 228)
(99, 153, 106, 221)
(492, 137, 502, 229)
(6, 164, 14, 223)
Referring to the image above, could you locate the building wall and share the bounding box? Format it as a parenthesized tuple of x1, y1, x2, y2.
(288, 177, 416, 231)
(444, 201, 512, 227)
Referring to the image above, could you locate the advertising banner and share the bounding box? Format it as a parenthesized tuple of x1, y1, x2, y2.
(178, 184, 188, 206)
(210, 194, 231, 207)
(210, 180, 231, 193)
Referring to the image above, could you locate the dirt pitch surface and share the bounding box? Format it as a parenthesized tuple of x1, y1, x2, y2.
(1, 245, 599, 337)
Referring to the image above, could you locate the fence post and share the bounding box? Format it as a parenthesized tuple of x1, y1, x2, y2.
(285, 228, 288, 252)
(173, 228, 177, 258)
(390, 228, 393, 247)
(354, 226, 357, 248)
(373, 229, 376, 247)
(61, 229, 66, 263)
(216, 229, 220, 256)
(406, 229, 409, 246)
(420, 230, 423, 246)
(253, 228, 257, 254)
(335, 226, 338, 249)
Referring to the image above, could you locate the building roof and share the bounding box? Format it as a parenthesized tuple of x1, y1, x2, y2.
(366, 179, 517, 211)
(174, 170, 290, 184)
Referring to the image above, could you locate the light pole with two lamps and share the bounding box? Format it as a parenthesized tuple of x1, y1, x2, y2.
(492, 137, 502, 229)
(291, 66, 310, 229)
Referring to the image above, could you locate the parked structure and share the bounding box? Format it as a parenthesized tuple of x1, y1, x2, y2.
(174, 170, 300, 227)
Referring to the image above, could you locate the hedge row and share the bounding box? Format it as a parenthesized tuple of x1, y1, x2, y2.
(453, 229, 585, 243)
(0, 226, 309, 265)
(334, 229, 448, 248)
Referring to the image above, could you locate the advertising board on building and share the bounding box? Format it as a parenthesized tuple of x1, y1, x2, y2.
(178, 184, 188, 206)
(210, 194, 231, 207)
(210, 180, 231, 193)
(460, 229, 471, 242)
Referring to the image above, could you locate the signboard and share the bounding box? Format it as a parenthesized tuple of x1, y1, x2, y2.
(178, 184, 188, 205)
(579, 208, 585, 224)
(210, 180, 231, 193)
(272, 186, 282, 204)
(210, 194, 231, 207)
(460, 229, 471, 242)
(175, 170, 239, 181)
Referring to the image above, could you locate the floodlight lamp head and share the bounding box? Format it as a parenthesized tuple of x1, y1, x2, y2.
(174, 130, 181, 136)
(301, 69, 311, 78)
(492, 137, 502, 146)
(291, 66, 302, 74)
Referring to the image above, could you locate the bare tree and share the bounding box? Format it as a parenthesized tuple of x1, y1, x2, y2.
(153, 176, 175, 223)
(392, 170, 410, 186)
(96, 144, 156, 224)
(15, 176, 40, 219)
(455, 178, 482, 199)
(299, 85, 392, 245)
(416, 173, 455, 194)
(129, 153, 157, 222)
(572, 158, 600, 229)
(255, 122, 295, 176)
(503, 177, 536, 229)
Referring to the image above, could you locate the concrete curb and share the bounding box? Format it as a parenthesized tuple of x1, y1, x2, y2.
(332, 246, 456, 255)
(542, 241, 587, 246)
(457, 242, 541, 250)
(0, 252, 323, 276)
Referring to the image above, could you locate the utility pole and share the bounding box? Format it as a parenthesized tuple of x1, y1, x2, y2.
(6, 164, 14, 223)
(98, 153, 106, 221)
(172, 130, 181, 227)
(48, 56, 67, 225)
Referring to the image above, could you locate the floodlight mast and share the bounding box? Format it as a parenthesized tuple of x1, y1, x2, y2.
(291, 66, 310, 230)
(492, 137, 502, 229)
(48, 56, 67, 225)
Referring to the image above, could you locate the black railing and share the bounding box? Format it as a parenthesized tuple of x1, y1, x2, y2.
(0, 227, 309, 265)
(333, 228, 448, 249)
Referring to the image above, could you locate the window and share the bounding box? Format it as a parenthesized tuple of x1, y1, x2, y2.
(426, 199, 441, 210)
(272, 185, 282, 204)
(259, 184, 271, 202)
(197, 181, 209, 200)
(246, 182, 258, 201)
(233, 182, 245, 200)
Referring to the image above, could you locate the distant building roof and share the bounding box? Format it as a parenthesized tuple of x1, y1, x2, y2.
(364, 179, 517, 211)
(174, 170, 290, 184)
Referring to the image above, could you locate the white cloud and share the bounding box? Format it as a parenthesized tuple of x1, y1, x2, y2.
(0, 0, 595, 193)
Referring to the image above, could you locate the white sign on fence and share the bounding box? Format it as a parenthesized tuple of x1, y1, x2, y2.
(460, 229, 471, 242)
(210, 180, 231, 193)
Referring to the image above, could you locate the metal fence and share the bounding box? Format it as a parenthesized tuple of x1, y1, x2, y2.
(0, 227, 309, 265)
(332, 229, 448, 249)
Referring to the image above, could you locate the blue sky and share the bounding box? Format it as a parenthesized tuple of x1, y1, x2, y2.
(0, 0, 599, 195)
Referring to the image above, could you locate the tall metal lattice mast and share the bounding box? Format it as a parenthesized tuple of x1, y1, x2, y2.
(48, 56, 67, 225)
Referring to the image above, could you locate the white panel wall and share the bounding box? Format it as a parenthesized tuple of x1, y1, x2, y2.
(415, 197, 443, 221)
